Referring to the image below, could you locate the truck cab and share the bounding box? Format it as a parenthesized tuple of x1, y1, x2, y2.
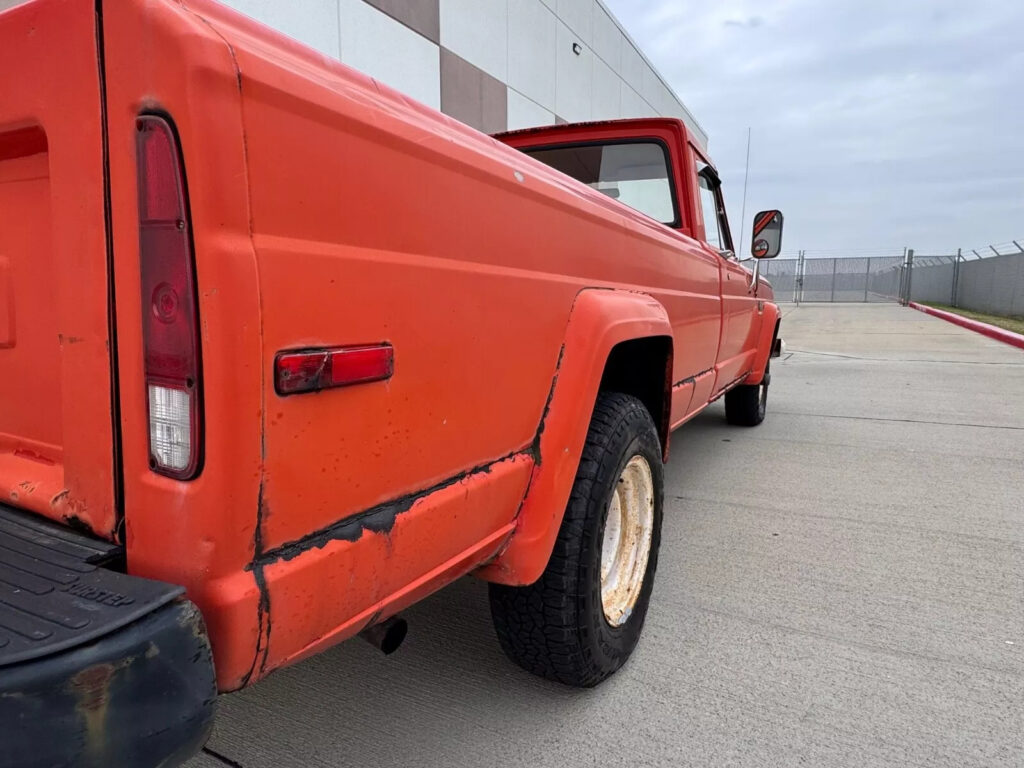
(496, 118, 779, 425)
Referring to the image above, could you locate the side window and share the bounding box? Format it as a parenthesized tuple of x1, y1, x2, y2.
(522, 141, 679, 226)
(697, 175, 723, 250)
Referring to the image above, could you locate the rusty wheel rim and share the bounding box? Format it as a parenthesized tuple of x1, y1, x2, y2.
(600, 454, 655, 627)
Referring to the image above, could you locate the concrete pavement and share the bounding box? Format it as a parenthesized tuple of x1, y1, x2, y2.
(191, 303, 1024, 768)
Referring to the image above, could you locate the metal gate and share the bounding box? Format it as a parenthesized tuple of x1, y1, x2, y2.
(759, 255, 907, 303)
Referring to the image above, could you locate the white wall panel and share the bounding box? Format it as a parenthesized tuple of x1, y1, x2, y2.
(508, 0, 558, 112)
(440, 0, 508, 82)
(620, 38, 645, 93)
(591, 55, 621, 121)
(591, 4, 621, 70)
(620, 81, 652, 119)
(339, 0, 441, 109)
(641, 63, 667, 112)
(507, 89, 557, 130)
(220, 0, 341, 58)
(556, 0, 593, 46)
(555, 21, 592, 121)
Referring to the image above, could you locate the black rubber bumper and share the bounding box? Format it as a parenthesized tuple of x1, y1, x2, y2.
(0, 598, 217, 768)
(0, 505, 217, 767)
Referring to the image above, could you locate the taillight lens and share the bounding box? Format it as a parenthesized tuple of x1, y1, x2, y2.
(136, 115, 202, 479)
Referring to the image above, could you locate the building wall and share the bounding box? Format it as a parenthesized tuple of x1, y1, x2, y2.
(0, 0, 707, 142)
(217, 0, 708, 146)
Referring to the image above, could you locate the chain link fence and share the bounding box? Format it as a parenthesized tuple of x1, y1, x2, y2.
(761, 241, 1024, 315)
(759, 255, 906, 303)
(905, 243, 1024, 316)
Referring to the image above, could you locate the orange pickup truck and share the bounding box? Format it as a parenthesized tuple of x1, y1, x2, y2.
(0, 1, 784, 765)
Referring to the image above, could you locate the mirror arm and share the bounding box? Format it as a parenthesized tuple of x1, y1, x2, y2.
(749, 258, 761, 293)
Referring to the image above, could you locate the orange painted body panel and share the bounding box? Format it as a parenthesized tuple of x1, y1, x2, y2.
(0, 0, 778, 691)
(478, 290, 673, 584)
(0, 0, 117, 535)
(744, 297, 780, 386)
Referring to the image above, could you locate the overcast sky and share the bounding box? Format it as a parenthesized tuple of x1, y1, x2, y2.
(603, 0, 1024, 257)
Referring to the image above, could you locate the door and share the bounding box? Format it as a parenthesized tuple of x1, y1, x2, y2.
(0, 0, 118, 536)
(694, 159, 759, 389)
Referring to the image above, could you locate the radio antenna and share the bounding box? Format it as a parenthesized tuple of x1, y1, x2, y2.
(738, 127, 752, 252)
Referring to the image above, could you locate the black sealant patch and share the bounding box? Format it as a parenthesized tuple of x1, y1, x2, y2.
(672, 366, 714, 390)
(240, 482, 273, 686)
(530, 344, 565, 463)
(252, 448, 532, 568)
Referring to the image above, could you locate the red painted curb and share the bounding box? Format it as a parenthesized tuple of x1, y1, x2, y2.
(908, 302, 1024, 351)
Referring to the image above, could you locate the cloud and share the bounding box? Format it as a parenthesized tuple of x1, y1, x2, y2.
(723, 16, 764, 29)
(602, 0, 1024, 255)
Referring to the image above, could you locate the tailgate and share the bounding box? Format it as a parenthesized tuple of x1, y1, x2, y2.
(0, 0, 118, 537)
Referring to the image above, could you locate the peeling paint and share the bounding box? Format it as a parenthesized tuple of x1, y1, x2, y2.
(672, 366, 713, 390)
(62, 514, 95, 537)
(241, 480, 273, 686)
(530, 344, 564, 464)
(251, 448, 531, 568)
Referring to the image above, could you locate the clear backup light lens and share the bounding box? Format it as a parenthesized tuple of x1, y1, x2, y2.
(148, 384, 192, 472)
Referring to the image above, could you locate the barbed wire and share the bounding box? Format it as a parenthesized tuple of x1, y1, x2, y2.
(786, 238, 1023, 260)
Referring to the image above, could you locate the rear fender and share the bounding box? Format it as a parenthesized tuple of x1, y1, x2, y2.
(477, 289, 672, 586)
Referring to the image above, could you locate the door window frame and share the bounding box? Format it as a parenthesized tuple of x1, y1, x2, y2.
(692, 149, 735, 257)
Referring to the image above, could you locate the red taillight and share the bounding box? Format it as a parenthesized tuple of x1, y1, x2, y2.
(136, 115, 202, 479)
(275, 345, 394, 395)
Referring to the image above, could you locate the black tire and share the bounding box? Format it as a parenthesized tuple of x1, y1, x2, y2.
(488, 392, 664, 688)
(725, 363, 769, 426)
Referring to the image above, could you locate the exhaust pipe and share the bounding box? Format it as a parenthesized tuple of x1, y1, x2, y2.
(358, 616, 407, 655)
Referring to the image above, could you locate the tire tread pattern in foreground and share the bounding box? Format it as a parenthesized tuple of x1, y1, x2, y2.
(489, 392, 662, 688)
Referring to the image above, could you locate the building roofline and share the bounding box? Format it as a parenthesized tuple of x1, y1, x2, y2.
(590, 0, 708, 147)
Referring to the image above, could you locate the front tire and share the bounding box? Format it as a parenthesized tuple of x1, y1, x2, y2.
(489, 393, 664, 688)
(725, 363, 769, 426)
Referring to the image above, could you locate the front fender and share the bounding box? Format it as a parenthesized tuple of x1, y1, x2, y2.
(743, 301, 780, 386)
(477, 288, 672, 587)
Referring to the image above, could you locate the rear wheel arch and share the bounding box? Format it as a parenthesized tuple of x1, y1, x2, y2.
(477, 288, 673, 587)
(598, 336, 673, 459)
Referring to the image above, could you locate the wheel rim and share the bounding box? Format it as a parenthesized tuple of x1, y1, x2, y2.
(600, 454, 655, 627)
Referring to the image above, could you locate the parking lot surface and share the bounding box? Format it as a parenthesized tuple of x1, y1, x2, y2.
(191, 303, 1024, 768)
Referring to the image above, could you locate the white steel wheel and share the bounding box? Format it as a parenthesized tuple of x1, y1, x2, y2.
(600, 454, 655, 627)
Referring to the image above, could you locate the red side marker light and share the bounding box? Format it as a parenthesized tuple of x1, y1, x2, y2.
(275, 345, 394, 395)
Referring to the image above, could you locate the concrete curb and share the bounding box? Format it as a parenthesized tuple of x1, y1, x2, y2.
(908, 302, 1024, 351)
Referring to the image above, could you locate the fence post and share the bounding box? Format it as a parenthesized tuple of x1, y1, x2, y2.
(952, 248, 961, 307)
(904, 249, 914, 305)
(864, 257, 871, 302)
(830, 258, 838, 302)
(796, 250, 804, 304)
